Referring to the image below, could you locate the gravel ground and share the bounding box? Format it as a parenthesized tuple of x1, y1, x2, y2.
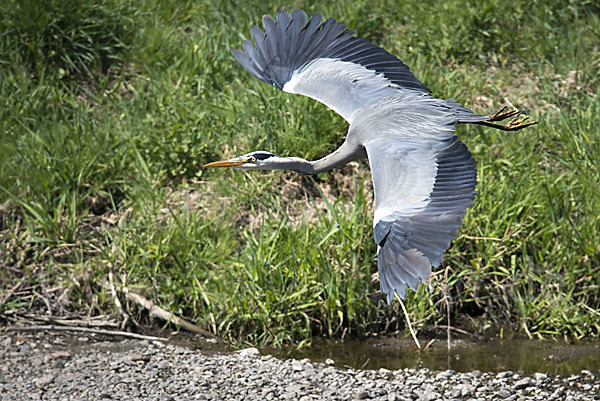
(0, 331, 598, 401)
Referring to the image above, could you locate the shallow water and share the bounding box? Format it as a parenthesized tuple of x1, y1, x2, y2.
(263, 336, 600, 376)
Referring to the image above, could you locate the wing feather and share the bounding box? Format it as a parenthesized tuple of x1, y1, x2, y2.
(232, 10, 430, 122)
(366, 134, 477, 303)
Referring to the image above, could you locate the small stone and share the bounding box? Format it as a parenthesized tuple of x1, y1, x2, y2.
(535, 372, 548, 382)
(421, 390, 441, 401)
(36, 373, 56, 387)
(460, 383, 475, 396)
(292, 361, 305, 371)
(550, 386, 565, 398)
(52, 351, 71, 360)
(238, 347, 260, 357)
(325, 358, 335, 365)
(514, 377, 532, 389)
(354, 390, 369, 400)
(436, 369, 455, 379)
(580, 370, 593, 377)
(126, 352, 144, 362)
(496, 389, 511, 398)
(497, 371, 513, 379)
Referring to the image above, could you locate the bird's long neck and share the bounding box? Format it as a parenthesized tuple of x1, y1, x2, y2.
(281, 140, 366, 175)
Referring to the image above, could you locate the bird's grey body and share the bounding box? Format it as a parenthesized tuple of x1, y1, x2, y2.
(207, 10, 535, 303)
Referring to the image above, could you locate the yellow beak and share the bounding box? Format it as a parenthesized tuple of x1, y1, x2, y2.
(202, 158, 249, 168)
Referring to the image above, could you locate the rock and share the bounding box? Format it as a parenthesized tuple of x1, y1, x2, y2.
(514, 377, 532, 389)
(52, 351, 71, 360)
(126, 352, 145, 362)
(435, 369, 455, 379)
(1, 337, 11, 348)
(458, 383, 475, 396)
(496, 389, 511, 398)
(36, 373, 56, 387)
(354, 390, 369, 399)
(238, 347, 260, 357)
(535, 372, 548, 382)
(292, 361, 305, 371)
(420, 390, 442, 401)
(325, 358, 335, 365)
(497, 371, 513, 379)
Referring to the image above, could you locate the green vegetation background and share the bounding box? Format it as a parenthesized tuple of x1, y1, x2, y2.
(1, 0, 598, 346)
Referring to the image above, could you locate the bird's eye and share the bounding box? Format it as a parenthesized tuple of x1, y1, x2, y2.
(250, 156, 257, 163)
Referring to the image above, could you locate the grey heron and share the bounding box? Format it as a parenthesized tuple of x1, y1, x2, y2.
(204, 10, 536, 303)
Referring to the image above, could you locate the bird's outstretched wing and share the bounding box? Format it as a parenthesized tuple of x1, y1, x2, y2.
(361, 106, 477, 302)
(366, 135, 477, 302)
(232, 10, 430, 123)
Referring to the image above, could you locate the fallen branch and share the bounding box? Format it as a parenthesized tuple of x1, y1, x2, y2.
(121, 286, 214, 338)
(431, 325, 485, 340)
(5, 325, 167, 342)
(18, 314, 120, 328)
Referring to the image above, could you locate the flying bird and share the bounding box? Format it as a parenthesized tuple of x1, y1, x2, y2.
(204, 10, 536, 303)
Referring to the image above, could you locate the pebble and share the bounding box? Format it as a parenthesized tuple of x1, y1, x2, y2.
(0, 332, 598, 401)
(238, 347, 260, 357)
(515, 377, 533, 389)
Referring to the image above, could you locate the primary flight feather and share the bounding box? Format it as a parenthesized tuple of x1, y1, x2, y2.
(204, 10, 536, 303)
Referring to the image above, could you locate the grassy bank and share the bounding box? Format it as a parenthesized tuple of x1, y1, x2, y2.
(1, 0, 599, 346)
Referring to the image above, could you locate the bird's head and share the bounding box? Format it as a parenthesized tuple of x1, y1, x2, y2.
(202, 151, 280, 170)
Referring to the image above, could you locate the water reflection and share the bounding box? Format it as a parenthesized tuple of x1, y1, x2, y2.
(263, 336, 600, 375)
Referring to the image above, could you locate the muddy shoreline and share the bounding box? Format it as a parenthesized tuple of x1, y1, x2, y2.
(1, 330, 598, 401)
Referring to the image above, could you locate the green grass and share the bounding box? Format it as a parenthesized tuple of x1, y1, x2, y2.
(1, 0, 599, 345)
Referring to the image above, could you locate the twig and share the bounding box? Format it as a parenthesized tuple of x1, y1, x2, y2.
(423, 338, 436, 352)
(432, 325, 485, 340)
(580, 302, 600, 316)
(396, 294, 420, 350)
(0, 281, 22, 307)
(5, 325, 168, 341)
(108, 272, 130, 329)
(443, 266, 451, 351)
(121, 286, 214, 338)
(19, 314, 119, 328)
(32, 291, 53, 316)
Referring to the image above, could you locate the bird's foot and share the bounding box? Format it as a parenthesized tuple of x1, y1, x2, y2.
(477, 106, 538, 131)
(502, 115, 538, 131)
(488, 106, 521, 122)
